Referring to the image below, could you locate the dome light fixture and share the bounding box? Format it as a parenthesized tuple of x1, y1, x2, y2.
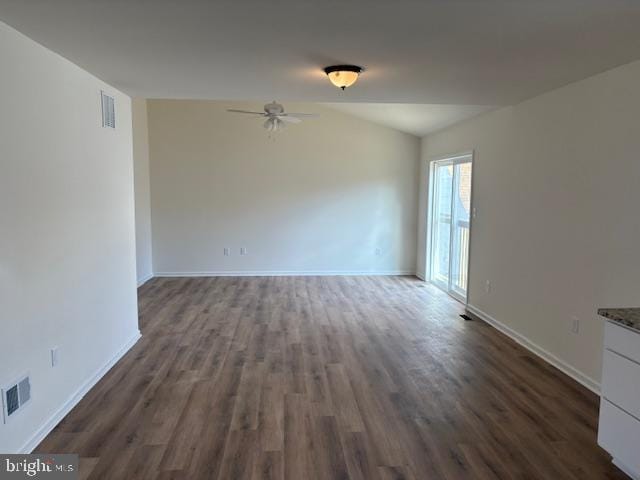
(323, 65, 363, 90)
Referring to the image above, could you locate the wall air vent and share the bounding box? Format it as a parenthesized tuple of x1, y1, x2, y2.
(2, 374, 31, 423)
(101, 91, 116, 128)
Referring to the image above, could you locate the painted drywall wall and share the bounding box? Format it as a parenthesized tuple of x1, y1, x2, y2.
(419, 59, 640, 386)
(147, 100, 420, 275)
(0, 22, 139, 452)
(415, 139, 430, 281)
(132, 98, 153, 285)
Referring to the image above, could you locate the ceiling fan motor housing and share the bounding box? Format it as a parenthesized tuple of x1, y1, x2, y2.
(264, 102, 284, 115)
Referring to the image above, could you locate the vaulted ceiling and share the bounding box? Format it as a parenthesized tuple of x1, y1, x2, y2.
(1, 0, 639, 135)
(324, 103, 495, 137)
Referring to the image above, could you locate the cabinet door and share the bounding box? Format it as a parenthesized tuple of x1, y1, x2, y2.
(598, 400, 640, 478)
(602, 350, 640, 419)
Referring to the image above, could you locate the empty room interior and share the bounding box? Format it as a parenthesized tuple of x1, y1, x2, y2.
(2, 1, 640, 479)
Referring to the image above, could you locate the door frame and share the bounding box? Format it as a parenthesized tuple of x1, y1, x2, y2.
(425, 150, 475, 304)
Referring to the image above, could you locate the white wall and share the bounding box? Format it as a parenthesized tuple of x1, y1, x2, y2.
(132, 98, 153, 285)
(419, 59, 640, 387)
(0, 22, 139, 452)
(415, 138, 430, 281)
(147, 100, 420, 275)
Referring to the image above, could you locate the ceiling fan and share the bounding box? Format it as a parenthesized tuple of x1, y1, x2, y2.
(227, 102, 317, 132)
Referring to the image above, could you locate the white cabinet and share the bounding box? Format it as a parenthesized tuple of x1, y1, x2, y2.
(598, 320, 640, 480)
(599, 400, 640, 478)
(602, 350, 640, 419)
(604, 321, 640, 364)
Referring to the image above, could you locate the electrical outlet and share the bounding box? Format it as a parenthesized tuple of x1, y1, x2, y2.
(571, 316, 580, 334)
(51, 347, 59, 367)
(375, 248, 382, 256)
(485, 280, 491, 293)
(240, 247, 247, 256)
(223, 247, 230, 256)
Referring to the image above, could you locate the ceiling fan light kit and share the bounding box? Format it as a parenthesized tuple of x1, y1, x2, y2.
(323, 65, 363, 90)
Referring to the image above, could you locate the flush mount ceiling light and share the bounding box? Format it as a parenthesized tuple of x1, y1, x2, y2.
(323, 65, 363, 90)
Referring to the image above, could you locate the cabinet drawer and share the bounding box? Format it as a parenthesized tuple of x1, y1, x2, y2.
(604, 321, 640, 364)
(598, 400, 640, 477)
(602, 350, 640, 419)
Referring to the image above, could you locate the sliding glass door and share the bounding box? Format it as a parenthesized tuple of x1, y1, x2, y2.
(428, 154, 472, 302)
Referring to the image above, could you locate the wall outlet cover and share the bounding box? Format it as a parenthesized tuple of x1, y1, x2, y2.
(571, 317, 580, 334)
(51, 347, 60, 367)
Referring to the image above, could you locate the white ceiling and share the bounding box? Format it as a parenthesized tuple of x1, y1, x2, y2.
(1, 1, 639, 135)
(324, 103, 495, 137)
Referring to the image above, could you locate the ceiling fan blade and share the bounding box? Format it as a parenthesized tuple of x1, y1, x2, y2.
(277, 115, 301, 124)
(285, 113, 318, 118)
(227, 109, 265, 115)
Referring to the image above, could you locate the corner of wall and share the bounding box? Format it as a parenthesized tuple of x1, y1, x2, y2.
(132, 97, 154, 284)
(415, 136, 430, 280)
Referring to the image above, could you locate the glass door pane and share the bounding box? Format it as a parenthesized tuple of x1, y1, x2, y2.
(430, 163, 453, 290)
(428, 156, 472, 302)
(451, 161, 472, 299)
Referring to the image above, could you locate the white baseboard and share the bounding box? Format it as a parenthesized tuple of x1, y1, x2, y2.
(466, 304, 600, 394)
(137, 272, 154, 287)
(20, 330, 142, 453)
(154, 270, 416, 277)
(612, 458, 640, 480)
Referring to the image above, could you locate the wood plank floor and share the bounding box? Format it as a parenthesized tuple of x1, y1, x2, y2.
(37, 276, 624, 479)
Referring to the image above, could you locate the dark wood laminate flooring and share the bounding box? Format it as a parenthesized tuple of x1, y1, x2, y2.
(37, 276, 624, 479)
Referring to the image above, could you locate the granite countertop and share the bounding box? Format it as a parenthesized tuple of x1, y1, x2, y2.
(598, 308, 640, 333)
